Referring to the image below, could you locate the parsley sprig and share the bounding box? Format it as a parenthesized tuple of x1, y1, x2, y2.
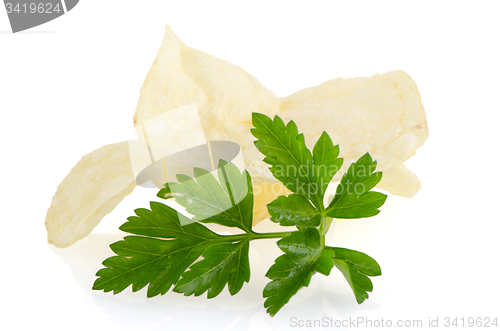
(93, 113, 386, 316)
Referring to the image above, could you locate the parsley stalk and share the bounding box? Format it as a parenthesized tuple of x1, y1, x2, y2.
(319, 215, 333, 240)
(220, 231, 293, 242)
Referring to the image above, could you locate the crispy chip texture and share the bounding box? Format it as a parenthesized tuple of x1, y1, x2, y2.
(46, 25, 428, 247)
(133, 26, 279, 140)
(133, 26, 428, 222)
(276, 70, 428, 196)
(46, 142, 136, 248)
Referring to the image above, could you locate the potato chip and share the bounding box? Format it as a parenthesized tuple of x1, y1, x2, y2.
(275, 70, 428, 197)
(45, 142, 136, 248)
(132, 26, 279, 139)
(46, 25, 428, 247)
(133, 26, 428, 222)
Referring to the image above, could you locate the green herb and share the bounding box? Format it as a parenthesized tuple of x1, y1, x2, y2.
(93, 113, 386, 316)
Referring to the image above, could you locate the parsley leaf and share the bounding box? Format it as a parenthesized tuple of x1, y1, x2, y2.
(94, 161, 259, 298)
(157, 160, 253, 233)
(251, 113, 342, 210)
(327, 247, 382, 303)
(174, 240, 250, 297)
(263, 227, 334, 316)
(267, 194, 321, 228)
(93, 202, 220, 297)
(326, 153, 387, 218)
(313, 131, 344, 196)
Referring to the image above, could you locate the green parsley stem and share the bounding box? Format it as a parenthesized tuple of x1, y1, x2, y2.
(319, 216, 333, 238)
(220, 231, 292, 242)
(251, 231, 293, 239)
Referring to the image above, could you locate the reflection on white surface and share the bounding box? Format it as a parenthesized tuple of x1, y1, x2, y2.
(50, 197, 400, 330)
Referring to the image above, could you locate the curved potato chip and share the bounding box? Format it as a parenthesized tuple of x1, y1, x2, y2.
(275, 70, 428, 191)
(133, 26, 279, 140)
(133, 26, 428, 223)
(47, 26, 429, 247)
(377, 164, 421, 197)
(45, 142, 136, 248)
(278, 70, 427, 167)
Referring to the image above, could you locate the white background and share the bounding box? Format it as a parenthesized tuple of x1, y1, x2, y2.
(1, 1, 499, 330)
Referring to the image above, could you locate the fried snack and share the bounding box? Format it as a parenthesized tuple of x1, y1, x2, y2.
(46, 142, 136, 248)
(46, 25, 428, 247)
(132, 27, 279, 135)
(133, 26, 428, 221)
(276, 70, 428, 197)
